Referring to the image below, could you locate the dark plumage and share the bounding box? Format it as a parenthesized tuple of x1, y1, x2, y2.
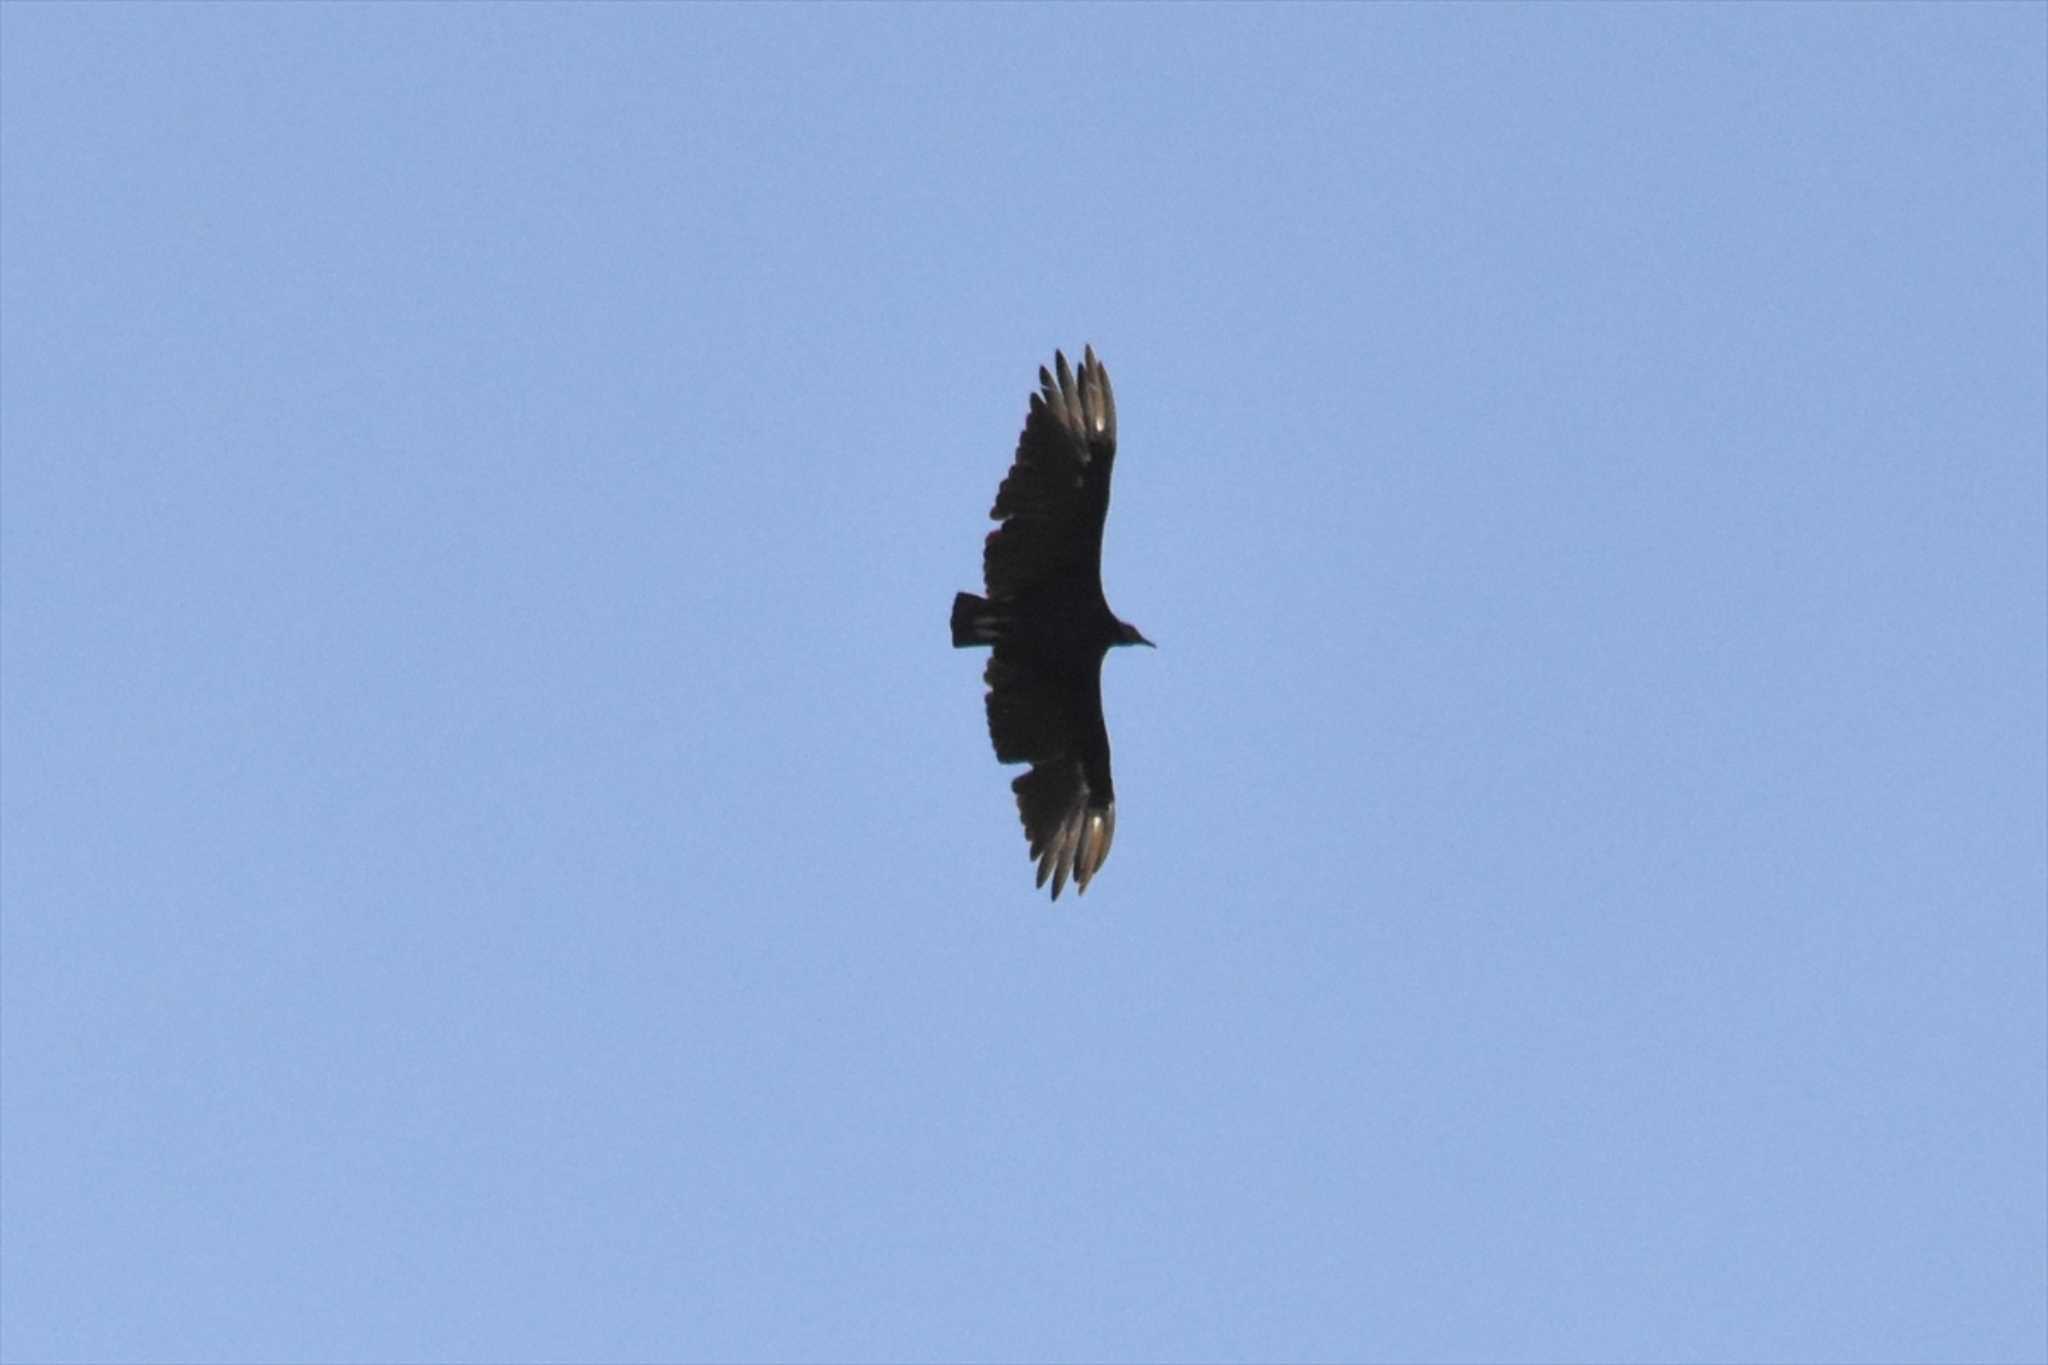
(951, 346, 1152, 899)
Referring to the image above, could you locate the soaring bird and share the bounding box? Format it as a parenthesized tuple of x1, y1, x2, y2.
(951, 346, 1152, 899)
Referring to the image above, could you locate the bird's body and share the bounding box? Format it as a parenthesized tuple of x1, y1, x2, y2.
(951, 347, 1150, 899)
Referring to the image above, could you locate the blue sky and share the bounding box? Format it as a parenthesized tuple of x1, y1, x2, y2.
(3, 5, 2043, 1363)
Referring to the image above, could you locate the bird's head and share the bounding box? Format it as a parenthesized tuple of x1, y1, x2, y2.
(1116, 620, 1155, 649)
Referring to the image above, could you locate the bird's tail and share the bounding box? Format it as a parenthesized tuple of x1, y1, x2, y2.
(951, 592, 999, 647)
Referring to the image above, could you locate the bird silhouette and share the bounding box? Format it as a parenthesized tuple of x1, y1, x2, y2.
(951, 347, 1151, 899)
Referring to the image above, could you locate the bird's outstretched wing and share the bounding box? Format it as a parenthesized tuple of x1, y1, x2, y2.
(985, 648, 1117, 899)
(982, 347, 1118, 599)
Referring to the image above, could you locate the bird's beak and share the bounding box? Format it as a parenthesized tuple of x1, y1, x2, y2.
(1138, 633, 1156, 648)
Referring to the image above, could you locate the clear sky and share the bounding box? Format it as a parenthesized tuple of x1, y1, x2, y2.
(3, 5, 2043, 1363)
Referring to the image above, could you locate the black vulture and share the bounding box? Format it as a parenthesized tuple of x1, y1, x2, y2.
(951, 346, 1152, 899)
